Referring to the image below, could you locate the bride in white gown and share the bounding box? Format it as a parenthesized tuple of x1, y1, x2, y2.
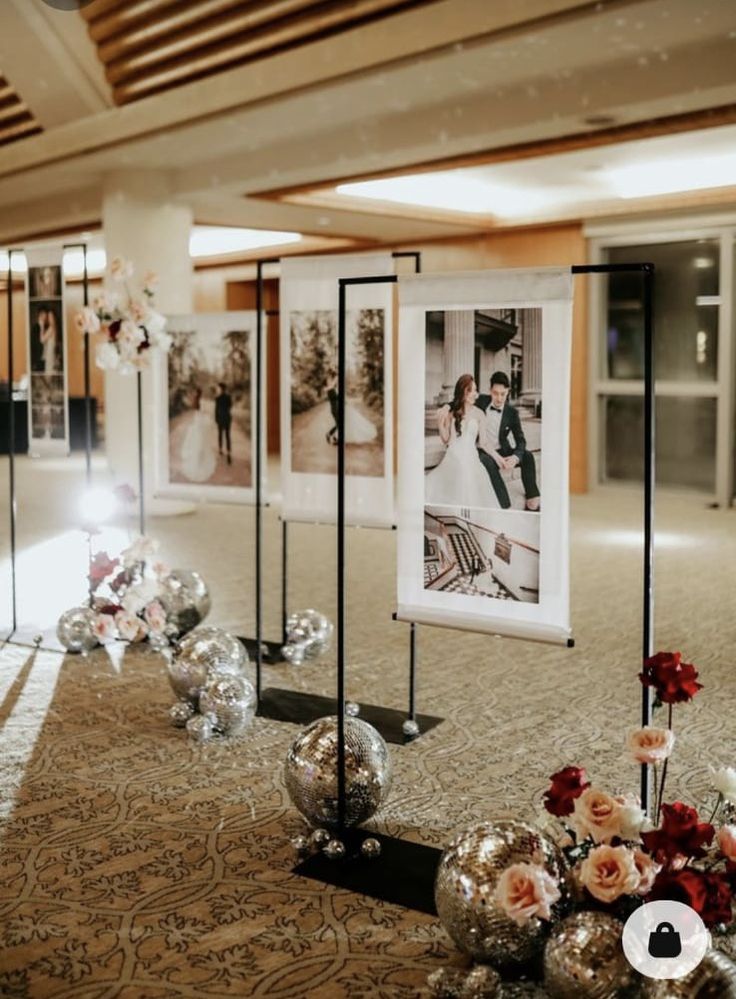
(181, 387, 217, 483)
(425, 374, 499, 509)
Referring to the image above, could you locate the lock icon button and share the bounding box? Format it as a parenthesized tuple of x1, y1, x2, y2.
(648, 921, 682, 958)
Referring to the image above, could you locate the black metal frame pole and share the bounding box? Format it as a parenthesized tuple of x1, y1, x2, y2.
(572, 262, 655, 815)
(391, 251, 422, 726)
(337, 274, 399, 830)
(137, 370, 145, 535)
(281, 519, 288, 645)
(63, 242, 91, 481)
(5, 249, 20, 635)
(254, 258, 279, 699)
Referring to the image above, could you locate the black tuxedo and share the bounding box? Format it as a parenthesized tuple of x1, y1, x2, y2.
(475, 394, 539, 509)
(215, 391, 232, 456)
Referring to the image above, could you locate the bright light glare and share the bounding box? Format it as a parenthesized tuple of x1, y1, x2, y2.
(337, 172, 554, 217)
(80, 486, 117, 525)
(605, 153, 736, 199)
(189, 226, 301, 257)
(63, 248, 107, 276)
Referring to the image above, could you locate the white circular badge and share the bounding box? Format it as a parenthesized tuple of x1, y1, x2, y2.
(622, 900, 709, 980)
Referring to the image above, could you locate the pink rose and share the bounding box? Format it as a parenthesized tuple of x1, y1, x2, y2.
(627, 726, 675, 765)
(109, 256, 133, 282)
(718, 825, 736, 862)
(633, 849, 661, 894)
(144, 600, 167, 634)
(494, 863, 561, 925)
(570, 788, 623, 844)
(578, 844, 640, 903)
(93, 613, 116, 642)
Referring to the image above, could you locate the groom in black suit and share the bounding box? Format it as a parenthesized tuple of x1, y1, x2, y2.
(476, 371, 540, 511)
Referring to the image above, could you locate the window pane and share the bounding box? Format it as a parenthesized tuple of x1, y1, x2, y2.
(604, 240, 719, 382)
(604, 396, 716, 491)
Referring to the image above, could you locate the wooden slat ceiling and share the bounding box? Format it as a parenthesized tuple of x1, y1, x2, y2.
(82, 0, 436, 106)
(0, 75, 42, 149)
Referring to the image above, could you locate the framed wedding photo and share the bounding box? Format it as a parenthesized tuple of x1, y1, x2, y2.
(154, 312, 265, 505)
(280, 252, 395, 527)
(397, 268, 574, 645)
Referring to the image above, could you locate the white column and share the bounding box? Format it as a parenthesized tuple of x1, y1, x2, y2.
(441, 310, 475, 401)
(521, 307, 542, 406)
(101, 171, 193, 515)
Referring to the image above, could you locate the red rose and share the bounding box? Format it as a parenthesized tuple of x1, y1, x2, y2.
(649, 868, 732, 927)
(639, 651, 702, 704)
(641, 802, 714, 865)
(544, 766, 590, 817)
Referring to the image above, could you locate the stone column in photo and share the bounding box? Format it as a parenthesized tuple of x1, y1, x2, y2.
(101, 171, 193, 515)
(440, 310, 475, 403)
(520, 308, 542, 415)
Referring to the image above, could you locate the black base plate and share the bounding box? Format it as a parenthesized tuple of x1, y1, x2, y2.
(238, 637, 284, 664)
(257, 687, 443, 745)
(294, 831, 441, 914)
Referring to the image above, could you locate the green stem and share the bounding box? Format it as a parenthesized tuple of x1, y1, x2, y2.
(708, 793, 724, 825)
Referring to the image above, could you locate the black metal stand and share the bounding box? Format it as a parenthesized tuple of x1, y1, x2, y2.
(63, 242, 91, 481)
(136, 370, 145, 535)
(4, 249, 20, 639)
(267, 252, 437, 744)
(572, 262, 655, 815)
(236, 260, 283, 681)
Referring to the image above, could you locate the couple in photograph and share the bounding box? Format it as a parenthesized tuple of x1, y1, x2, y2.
(426, 371, 540, 511)
(33, 308, 60, 375)
(180, 382, 233, 482)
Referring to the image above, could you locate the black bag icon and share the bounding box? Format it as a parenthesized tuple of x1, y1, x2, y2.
(648, 921, 681, 958)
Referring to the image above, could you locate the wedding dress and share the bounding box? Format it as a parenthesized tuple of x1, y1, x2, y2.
(425, 415, 499, 509)
(181, 409, 217, 482)
(343, 399, 378, 444)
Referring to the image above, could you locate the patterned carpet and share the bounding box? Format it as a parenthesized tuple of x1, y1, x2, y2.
(1, 470, 735, 997)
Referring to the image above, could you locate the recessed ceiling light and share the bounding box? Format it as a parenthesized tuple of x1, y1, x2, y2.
(189, 226, 301, 256)
(605, 152, 736, 199)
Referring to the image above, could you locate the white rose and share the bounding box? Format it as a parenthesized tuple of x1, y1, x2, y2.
(144, 600, 167, 634)
(615, 793, 647, 841)
(122, 579, 160, 615)
(152, 330, 172, 353)
(119, 319, 144, 348)
(96, 341, 119, 370)
(122, 536, 159, 566)
(146, 309, 166, 335)
(712, 767, 736, 804)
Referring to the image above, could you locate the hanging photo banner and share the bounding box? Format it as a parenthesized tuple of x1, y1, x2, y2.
(154, 312, 265, 505)
(396, 268, 574, 645)
(280, 252, 395, 527)
(25, 247, 70, 456)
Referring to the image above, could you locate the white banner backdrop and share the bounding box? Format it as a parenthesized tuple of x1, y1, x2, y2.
(397, 268, 574, 645)
(154, 312, 265, 505)
(280, 252, 395, 527)
(25, 247, 69, 456)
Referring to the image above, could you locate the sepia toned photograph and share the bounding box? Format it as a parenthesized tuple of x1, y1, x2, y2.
(29, 300, 64, 376)
(290, 308, 385, 477)
(424, 506, 540, 603)
(167, 319, 253, 488)
(424, 308, 542, 512)
(28, 263, 63, 300)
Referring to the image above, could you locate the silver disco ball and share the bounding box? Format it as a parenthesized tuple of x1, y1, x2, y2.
(57, 606, 98, 654)
(640, 949, 736, 997)
(434, 820, 567, 970)
(168, 627, 247, 704)
(544, 911, 633, 998)
(284, 715, 392, 829)
(199, 674, 257, 736)
(159, 569, 211, 637)
(284, 608, 334, 659)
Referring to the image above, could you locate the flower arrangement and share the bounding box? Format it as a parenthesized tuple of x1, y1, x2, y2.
(496, 652, 736, 932)
(88, 536, 172, 645)
(77, 256, 170, 374)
